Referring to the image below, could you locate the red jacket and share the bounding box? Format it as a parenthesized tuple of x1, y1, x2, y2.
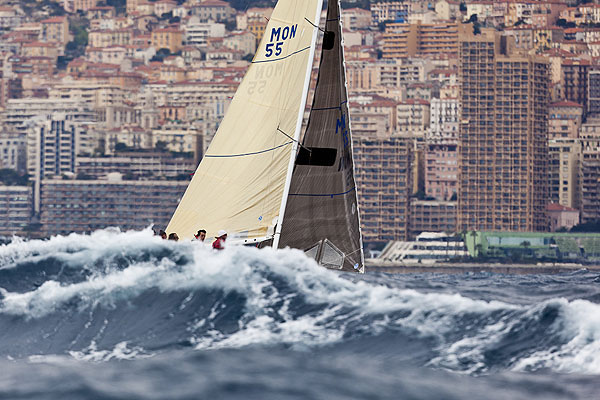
(212, 237, 225, 250)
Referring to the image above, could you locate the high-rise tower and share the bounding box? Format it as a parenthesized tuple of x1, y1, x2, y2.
(458, 25, 549, 232)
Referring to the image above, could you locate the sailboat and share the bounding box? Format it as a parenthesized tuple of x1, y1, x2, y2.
(166, 0, 364, 272)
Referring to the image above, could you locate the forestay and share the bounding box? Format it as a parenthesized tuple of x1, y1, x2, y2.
(277, 0, 364, 272)
(167, 0, 323, 241)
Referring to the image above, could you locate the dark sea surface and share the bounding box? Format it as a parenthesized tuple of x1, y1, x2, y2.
(0, 229, 599, 399)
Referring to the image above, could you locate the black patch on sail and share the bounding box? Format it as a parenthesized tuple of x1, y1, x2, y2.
(323, 31, 335, 50)
(296, 147, 337, 166)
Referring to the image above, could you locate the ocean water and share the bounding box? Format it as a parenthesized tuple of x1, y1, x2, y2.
(0, 229, 599, 399)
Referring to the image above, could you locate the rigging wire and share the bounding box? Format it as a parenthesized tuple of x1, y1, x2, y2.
(277, 126, 312, 153)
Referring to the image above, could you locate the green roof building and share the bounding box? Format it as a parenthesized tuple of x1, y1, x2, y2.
(464, 231, 600, 262)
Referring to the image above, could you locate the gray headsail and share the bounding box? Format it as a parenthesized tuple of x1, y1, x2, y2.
(277, 0, 364, 272)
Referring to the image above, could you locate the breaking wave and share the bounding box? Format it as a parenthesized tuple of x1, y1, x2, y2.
(0, 228, 600, 377)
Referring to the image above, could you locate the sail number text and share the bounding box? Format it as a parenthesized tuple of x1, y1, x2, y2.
(265, 24, 297, 58)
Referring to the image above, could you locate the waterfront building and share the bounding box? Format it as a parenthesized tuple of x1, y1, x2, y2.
(39, 176, 188, 236)
(465, 231, 600, 262)
(458, 25, 549, 232)
(377, 232, 467, 265)
(547, 203, 580, 232)
(354, 135, 412, 243)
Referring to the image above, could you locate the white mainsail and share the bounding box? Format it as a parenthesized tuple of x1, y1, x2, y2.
(167, 0, 323, 241)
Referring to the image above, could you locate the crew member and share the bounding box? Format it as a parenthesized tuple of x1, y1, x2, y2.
(212, 230, 227, 250)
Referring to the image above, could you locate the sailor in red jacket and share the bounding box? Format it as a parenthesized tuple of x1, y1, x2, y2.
(212, 230, 227, 250)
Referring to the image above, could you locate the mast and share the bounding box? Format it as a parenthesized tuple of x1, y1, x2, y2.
(337, 0, 365, 269)
(272, 1, 323, 249)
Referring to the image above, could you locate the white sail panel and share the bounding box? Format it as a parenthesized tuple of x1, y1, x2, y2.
(167, 0, 322, 240)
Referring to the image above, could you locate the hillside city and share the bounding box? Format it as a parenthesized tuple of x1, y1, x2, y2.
(0, 0, 600, 258)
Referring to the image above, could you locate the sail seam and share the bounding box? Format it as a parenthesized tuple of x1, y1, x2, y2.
(311, 100, 347, 111)
(311, 106, 341, 111)
(289, 187, 355, 197)
(204, 141, 292, 158)
(251, 46, 311, 64)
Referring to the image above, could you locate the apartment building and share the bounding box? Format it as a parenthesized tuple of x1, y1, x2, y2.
(39, 16, 69, 45)
(76, 152, 196, 178)
(458, 26, 549, 232)
(396, 99, 430, 136)
(548, 101, 583, 139)
(185, 18, 225, 47)
(388, 58, 428, 84)
(151, 28, 183, 53)
(63, 0, 98, 12)
(341, 8, 371, 30)
(383, 21, 458, 59)
(424, 141, 457, 201)
(562, 58, 590, 120)
(195, 0, 235, 22)
(350, 111, 389, 138)
(370, 0, 409, 26)
(354, 135, 412, 243)
(579, 119, 600, 223)
(223, 31, 256, 56)
(39, 177, 189, 235)
(26, 116, 95, 180)
(89, 29, 132, 48)
(105, 126, 152, 153)
(429, 97, 459, 141)
(21, 42, 61, 61)
(0, 185, 32, 236)
(410, 200, 457, 238)
(588, 66, 600, 115)
(0, 7, 23, 31)
(2, 98, 89, 134)
(580, 149, 600, 223)
(548, 138, 580, 210)
(151, 124, 204, 160)
(0, 132, 26, 173)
